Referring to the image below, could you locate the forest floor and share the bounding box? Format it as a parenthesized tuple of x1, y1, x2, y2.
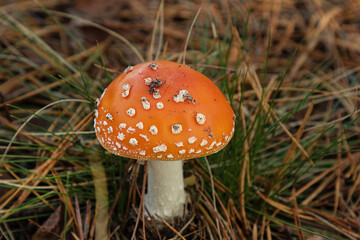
(0, 0, 360, 239)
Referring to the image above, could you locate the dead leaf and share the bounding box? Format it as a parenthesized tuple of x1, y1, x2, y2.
(32, 205, 63, 240)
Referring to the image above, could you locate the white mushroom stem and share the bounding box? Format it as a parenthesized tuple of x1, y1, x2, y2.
(145, 160, 186, 220)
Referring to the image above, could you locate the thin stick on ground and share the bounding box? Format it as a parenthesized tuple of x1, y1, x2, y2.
(156, 215, 187, 240)
(204, 156, 222, 240)
(130, 162, 147, 240)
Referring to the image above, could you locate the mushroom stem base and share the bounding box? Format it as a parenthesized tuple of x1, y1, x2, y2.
(145, 160, 185, 220)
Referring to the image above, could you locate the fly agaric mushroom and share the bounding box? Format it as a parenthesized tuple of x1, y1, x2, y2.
(94, 61, 235, 220)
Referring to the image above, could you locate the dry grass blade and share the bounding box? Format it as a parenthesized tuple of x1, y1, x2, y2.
(0, 107, 92, 215)
(246, 64, 315, 165)
(130, 163, 147, 240)
(1, 0, 360, 239)
(203, 156, 222, 239)
(180, 1, 204, 64)
(257, 191, 315, 222)
(51, 167, 79, 236)
(0, 41, 107, 105)
(0, 75, 76, 107)
(291, 189, 305, 240)
(156, 215, 187, 240)
(1, 9, 77, 73)
(1, 99, 89, 165)
(47, 10, 144, 63)
(74, 196, 84, 240)
(169, 214, 196, 240)
(214, 193, 236, 239)
(268, 101, 315, 193)
(270, 110, 315, 166)
(198, 189, 230, 239)
(0, 116, 43, 145)
(228, 199, 246, 239)
(197, 201, 217, 235)
(191, 161, 232, 193)
(305, 209, 360, 240)
(147, 0, 164, 61)
(288, 8, 342, 80)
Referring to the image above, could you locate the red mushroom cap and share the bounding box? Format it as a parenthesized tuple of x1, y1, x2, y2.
(94, 61, 235, 160)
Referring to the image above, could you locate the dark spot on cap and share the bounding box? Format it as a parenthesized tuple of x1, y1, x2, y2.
(148, 79, 165, 94)
(203, 127, 214, 138)
(149, 62, 158, 70)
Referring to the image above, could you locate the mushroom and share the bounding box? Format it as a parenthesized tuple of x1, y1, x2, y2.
(94, 61, 235, 220)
